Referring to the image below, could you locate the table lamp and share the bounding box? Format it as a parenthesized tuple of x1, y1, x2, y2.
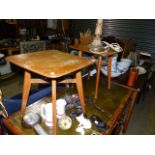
(91, 19, 103, 47)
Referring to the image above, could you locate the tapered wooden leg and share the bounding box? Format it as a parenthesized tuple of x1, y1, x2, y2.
(75, 71, 85, 112)
(21, 71, 31, 117)
(87, 66, 90, 80)
(107, 56, 112, 89)
(94, 56, 102, 99)
(52, 80, 57, 135)
(122, 91, 138, 134)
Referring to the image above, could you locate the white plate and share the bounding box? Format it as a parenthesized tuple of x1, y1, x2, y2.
(135, 66, 147, 75)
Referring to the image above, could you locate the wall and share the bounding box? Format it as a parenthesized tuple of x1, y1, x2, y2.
(71, 19, 155, 64)
(0, 20, 17, 39)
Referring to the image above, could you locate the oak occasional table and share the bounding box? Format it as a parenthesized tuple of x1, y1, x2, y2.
(7, 50, 94, 134)
(69, 44, 121, 99)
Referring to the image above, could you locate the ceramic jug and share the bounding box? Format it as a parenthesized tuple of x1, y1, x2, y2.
(40, 103, 53, 127)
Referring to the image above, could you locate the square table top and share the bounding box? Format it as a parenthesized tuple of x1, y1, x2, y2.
(7, 50, 94, 78)
(69, 44, 121, 56)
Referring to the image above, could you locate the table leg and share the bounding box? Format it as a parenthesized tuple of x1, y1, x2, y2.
(122, 91, 138, 134)
(107, 56, 112, 89)
(51, 80, 57, 135)
(79, 50, 90, 80)
(94, 56, 102, 99)
(75, 71, 85, 112)
(21, 71, 31, 117)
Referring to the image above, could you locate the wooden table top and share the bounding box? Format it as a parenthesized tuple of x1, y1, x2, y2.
(69, 44, 121, 56)
(7, 50, 94, 78)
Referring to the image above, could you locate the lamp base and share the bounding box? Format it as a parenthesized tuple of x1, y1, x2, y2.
(91, 37, 102, 47)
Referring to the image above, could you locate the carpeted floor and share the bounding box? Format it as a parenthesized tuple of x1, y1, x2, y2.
(125, 76, 155, 134)
(0, 74, 38, 98)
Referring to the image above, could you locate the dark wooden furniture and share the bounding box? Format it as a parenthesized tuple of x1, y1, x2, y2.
(6, 50, 94, 134)
(0, 47, 20, 56)
(111, 63, 153, 100)
(2, 77, 137, 135)
(19, 41, 46, 54)
(104, 63, 153, 133)
(69, 44, 122, 99)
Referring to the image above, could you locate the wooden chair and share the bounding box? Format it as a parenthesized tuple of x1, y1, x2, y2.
(120, 39, 136, 58)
